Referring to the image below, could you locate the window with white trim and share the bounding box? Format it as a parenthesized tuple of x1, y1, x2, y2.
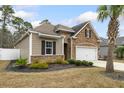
(45, 41, 53, 55)
(85, 29, 91, 38)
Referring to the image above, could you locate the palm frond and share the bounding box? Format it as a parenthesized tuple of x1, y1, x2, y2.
(97, 5, 109, 22)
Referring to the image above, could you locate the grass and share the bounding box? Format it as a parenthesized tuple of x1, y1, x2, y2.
(0, 61, 124, 87)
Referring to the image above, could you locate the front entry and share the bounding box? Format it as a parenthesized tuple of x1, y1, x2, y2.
(64, 43, 68, 60)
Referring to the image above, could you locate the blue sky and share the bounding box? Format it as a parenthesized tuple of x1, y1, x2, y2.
(13, 5, 124, 38)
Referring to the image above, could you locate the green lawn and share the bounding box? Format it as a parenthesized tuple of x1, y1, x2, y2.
(0, 61, 124, 88)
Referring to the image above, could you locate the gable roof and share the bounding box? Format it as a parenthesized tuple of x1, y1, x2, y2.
(55, 24, 75, 33)
(72, 21, 100, 40)
(72, 21, 89, 33)
(33, 20, 75, 36)
(100, 36, 124, 46)
(34, 22, 59, 36)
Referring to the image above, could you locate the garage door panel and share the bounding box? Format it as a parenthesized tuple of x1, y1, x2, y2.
(76, 46, 97, 61)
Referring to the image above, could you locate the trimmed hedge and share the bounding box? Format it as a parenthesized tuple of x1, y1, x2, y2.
(75, 60, 82, 66)
(67, 59, 76, 64)
(67, 59, 93, 66)
(29, 62, 48, 69)
(55, 58, 69, 64)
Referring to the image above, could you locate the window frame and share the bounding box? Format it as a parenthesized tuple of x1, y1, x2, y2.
(45, 40, 53, 55)
(85, 28, 91, 38)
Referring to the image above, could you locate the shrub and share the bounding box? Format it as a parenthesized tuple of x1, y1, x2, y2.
(75, 60, 82, 66)
(81, 60, 93, 66)
(67, 59, 76, 64)
(32, 59, 49, 64)
(16, 58, 27, 66)
(62, 60, 69, 64)
(54, 58, 68, 64)
(29, 62, 48, 69)
(81, 60, 89, 66)
(88, 62, 93, 66)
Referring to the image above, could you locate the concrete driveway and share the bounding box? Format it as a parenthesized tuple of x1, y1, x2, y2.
(93, 60, 124, 71)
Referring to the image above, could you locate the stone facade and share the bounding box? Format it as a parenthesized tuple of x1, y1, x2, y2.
(31, 55, 64, 63)
(71, 24, 100, 59)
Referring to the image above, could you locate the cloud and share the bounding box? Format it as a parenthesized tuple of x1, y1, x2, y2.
(76, 11, 98, 23)
(14, 10, 34, 19)
(61, 11, 98, 26)
(31, 20, 41, 27)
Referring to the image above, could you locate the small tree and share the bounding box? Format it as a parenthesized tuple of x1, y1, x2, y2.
(115, 46, 124, 59)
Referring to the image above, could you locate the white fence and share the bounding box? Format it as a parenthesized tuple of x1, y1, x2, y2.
(0, 48, 20, 60)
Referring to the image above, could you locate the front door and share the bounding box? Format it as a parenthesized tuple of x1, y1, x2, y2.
(64, 43, 68, 60)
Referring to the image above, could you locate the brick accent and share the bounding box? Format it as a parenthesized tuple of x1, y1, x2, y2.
(71, 24, 100, 59)
(31, 55, 64, 63)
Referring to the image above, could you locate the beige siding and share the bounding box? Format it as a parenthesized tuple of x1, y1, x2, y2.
(32, 33, 63, 55)
(32, 33, 41, 55)
(56, 38, 63, 54)
(15, 36, 29, 60)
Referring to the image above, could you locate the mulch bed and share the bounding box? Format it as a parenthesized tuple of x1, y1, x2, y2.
(6, 61, 89, 72)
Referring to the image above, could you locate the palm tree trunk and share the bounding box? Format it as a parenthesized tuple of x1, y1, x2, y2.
(106, 44, 114, 72)
(106, 18, 119, 73)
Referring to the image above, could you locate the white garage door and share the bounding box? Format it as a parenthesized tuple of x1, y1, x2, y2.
(76, 46, 97, 61)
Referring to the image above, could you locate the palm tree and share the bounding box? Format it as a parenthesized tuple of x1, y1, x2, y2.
(97, 5, 124, 72)
(0, 5, 14, 48)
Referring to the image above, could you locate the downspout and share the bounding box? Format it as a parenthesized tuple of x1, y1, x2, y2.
(62, 36, 64, 55)
(29, 32, 32, 64)
(70, 37, 73, 59)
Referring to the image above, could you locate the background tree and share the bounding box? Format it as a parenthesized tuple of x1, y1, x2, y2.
(12, 17, 24, 41)
(23, 21, 33, 31)
(97, 5, 124, 72)
(0, 5, 14, 48)
(12, 17, 33, 42)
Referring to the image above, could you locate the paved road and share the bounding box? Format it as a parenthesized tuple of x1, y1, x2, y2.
(93, 60, 124, 71)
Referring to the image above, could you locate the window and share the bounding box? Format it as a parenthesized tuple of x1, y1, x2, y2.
(45, 41, 53, 55)
(85, 29, 91, 38)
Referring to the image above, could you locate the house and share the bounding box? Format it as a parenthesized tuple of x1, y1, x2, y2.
(15, 20, 100, 63)
(99, 37, 108, 59)
(99, 37, 124, 59)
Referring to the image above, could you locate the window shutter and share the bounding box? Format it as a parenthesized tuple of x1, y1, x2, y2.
(53, 41, 56, 55)
(89, 30, 92, 38)
(42, 40, 45, 55)
(85, 29, 87, 37)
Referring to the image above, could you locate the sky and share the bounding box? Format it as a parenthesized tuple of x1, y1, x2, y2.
(11, 5, 124, 38)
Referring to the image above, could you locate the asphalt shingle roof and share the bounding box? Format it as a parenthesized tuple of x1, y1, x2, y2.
(34, 22, 59, 35)
(55, 24, 75, 33)
(72, 21, 89, 33)
(33, 20, 90, 36)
